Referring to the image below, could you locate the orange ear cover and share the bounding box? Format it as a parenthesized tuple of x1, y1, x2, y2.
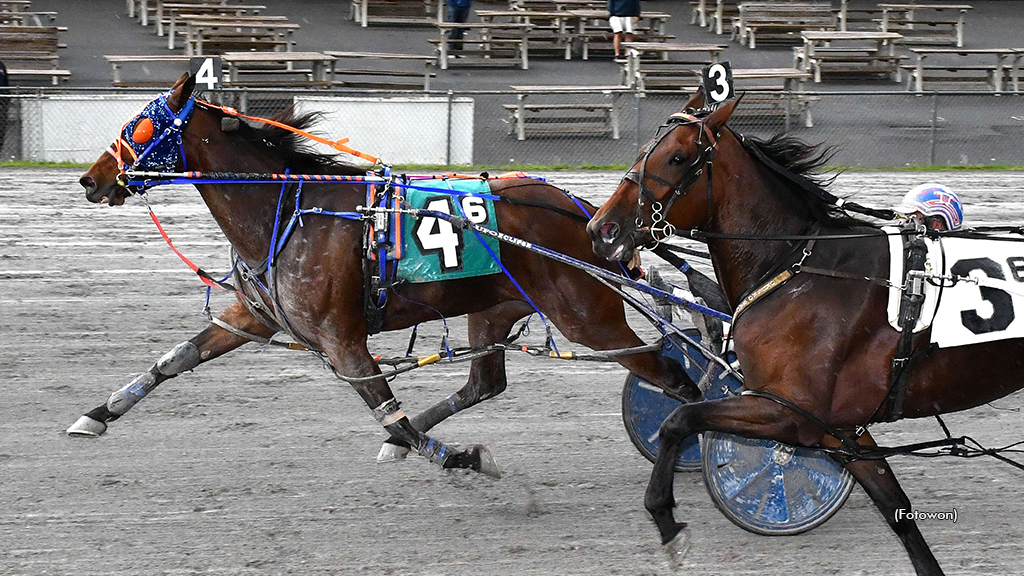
(132, 117, 155, 144)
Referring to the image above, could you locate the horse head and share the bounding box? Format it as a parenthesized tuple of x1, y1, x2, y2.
(80, 73, 198, 206)
(587, 90, 739, 262)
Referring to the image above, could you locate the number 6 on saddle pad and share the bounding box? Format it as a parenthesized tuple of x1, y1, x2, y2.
(397, 179, 502, 283)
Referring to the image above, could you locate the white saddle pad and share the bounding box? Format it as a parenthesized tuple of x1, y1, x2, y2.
(931, 235, 1024, 348)
(886, 226, 1024, 348)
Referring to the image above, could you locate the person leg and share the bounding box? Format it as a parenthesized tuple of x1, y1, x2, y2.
(610, 16, 624, 57)
(448, 5, 471, 53)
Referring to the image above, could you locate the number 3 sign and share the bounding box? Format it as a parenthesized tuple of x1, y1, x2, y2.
(701, 61, 734, 104)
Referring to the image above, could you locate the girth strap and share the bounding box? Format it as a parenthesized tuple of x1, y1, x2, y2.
(884, 234, 930, 422)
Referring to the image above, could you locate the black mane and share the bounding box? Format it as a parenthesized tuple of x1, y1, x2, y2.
(741, 132, 872, 227)
(201, 103, 365, 176)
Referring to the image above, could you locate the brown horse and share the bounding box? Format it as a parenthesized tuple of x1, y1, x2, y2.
(586, 91, 1024, 576)
(70, 73, 699, 477)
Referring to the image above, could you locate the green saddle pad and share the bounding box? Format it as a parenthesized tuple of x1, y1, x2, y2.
(397, 178, 502, 284)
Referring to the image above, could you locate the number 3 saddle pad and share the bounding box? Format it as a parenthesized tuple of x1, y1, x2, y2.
(885, 226, 1024, 348)
(396, 179, 502, 284)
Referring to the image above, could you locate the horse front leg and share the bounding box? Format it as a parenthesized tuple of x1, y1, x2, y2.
(646, 394, 819, 543)
(327, 339, 501, 478)
(66, 300, 276, 437)
(830, 433, 944, 576)
(378, 301, 532, 463)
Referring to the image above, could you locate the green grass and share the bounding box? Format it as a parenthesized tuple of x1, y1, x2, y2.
(5, 160, 1023, 172)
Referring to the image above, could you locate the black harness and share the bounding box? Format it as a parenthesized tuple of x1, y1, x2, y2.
(624, 111, 719, 246)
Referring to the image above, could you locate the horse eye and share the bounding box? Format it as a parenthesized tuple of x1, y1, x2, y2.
(669, 154, 685, 165)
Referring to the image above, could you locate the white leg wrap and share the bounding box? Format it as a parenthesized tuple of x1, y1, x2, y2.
(156, 341, 201, 376)
(371, 399, 406, 427)
(107, 370, 157, 416)
(379, 409, 406, 427)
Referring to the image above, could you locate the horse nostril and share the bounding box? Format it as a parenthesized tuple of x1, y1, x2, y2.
(80, 175, 96, 192)
(600, 222, 620, 242)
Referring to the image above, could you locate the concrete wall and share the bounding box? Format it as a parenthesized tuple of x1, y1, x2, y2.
(293, 96, 474, 165)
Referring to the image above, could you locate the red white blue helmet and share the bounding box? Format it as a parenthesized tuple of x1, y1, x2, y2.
(895, 183, 963, 231)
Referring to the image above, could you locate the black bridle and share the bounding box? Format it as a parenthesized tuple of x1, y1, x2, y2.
(623, 110, 720, 248)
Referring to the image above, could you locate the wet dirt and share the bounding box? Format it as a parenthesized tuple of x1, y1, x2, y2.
(2, 168, 1024, 576)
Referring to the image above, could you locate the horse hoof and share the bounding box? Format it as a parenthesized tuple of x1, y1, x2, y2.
(659, 521, 688, 546)
(66, 415, 107, 437)
(472, 445, 501, 479)
(377, 442, 411, 463)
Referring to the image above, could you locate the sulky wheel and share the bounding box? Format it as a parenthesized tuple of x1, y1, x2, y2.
(621, 371, 702, 471)
(620, 329, 712, 472)
(700, 431, 855, 535)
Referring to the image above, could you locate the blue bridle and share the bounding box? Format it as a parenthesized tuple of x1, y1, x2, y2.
(108, 90, 195, 178)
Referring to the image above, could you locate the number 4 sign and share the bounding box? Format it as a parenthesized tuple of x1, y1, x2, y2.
(701, 61, 734, 105)
(189, 57, 222, 90)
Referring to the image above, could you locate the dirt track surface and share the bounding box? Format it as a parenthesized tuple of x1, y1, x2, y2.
(3, 169, 1024, 576)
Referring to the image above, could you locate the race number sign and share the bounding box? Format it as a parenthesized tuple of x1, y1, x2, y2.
(189, 56, 222, 90)
(932, 237, 1024, 348)
(701, 61, 734, 105)
(397, 179, 502, 284)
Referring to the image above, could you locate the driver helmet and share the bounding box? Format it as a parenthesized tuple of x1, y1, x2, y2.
(895, 183, 963, 231)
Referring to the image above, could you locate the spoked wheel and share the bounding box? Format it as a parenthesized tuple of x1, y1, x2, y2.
(621, 329, 712, 472)
(701, 431, 855, 535)
(621, 372, 702, 472)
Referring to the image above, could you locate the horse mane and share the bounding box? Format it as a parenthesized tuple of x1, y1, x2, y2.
(740, 132, 873, 227)
(201, 103, 365, 176)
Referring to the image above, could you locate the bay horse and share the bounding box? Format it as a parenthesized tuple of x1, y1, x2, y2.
(70, 73, 699, 477)
(586, 91, 1024, 576)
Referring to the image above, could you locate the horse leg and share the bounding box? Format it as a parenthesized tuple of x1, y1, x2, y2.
(541, 297, 701, 402)
(327, 338, 501, 478)
(644, 394, 819, 543)
(829, 433, 945, 576)
(378, 301, 532, 462)
(66, 300, 276, 437)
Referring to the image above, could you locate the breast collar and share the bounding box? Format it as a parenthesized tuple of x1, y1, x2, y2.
(622, 111, 719, 247)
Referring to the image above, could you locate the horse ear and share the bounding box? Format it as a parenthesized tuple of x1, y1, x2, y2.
(170, 72, 189, 90)
(705, 96, 742, 133)
(166, 73, 197, 112)
(683, 89, 704, 111)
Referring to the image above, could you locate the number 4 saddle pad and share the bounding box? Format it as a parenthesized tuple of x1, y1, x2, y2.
(396, 178, 502, 284)
(885, 226, 1024, 349)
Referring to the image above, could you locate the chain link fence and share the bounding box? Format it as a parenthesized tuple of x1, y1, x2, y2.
(1, 87, 1021, 167)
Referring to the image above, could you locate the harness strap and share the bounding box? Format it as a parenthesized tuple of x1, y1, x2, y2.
(884, 234, 930, 422)
(209, 317, 310, 351)
(740, 389, 864, 454)
(147, 204, 236, 292)
(732, 270, 793, 320)
(798, 265, 893, 288)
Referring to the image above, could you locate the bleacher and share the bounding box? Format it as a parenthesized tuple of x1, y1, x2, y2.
(0, 1, 70, 85)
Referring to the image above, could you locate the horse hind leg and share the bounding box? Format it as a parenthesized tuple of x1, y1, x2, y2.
(645, 394, 821, 544)
(378, 302, 532, 463)
(328, 338, 501, 478)
(832, 433, 945, 576)
(66, 300, 276, 437)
